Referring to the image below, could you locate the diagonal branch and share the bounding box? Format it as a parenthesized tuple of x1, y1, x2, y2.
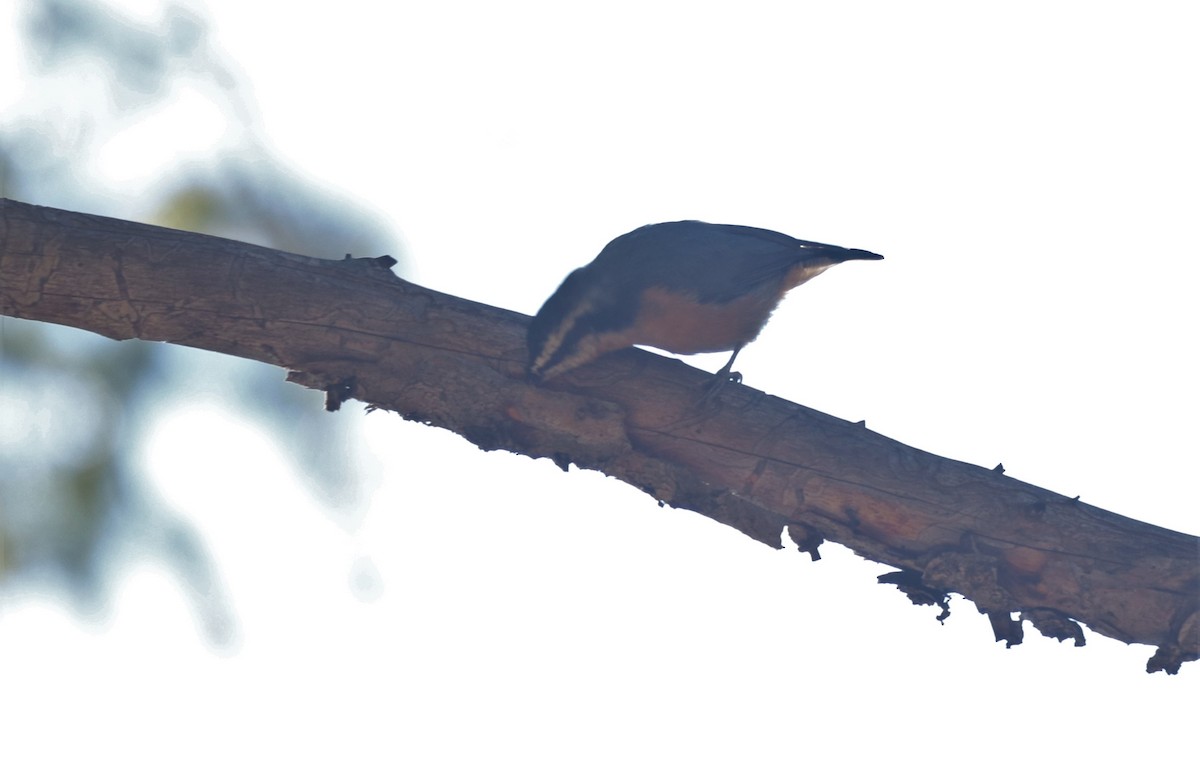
(2, 198, 1196, 673)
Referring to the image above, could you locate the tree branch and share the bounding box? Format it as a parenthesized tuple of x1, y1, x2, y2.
(3, 198, 1196, 673)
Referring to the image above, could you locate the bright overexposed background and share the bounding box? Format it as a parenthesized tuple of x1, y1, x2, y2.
(1, 1, 1196, 767)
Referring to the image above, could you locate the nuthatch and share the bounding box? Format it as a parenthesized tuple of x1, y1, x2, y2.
(527, 220, 883, 385)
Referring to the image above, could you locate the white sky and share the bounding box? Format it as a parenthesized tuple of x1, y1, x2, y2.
(1, 1, 1197, 767)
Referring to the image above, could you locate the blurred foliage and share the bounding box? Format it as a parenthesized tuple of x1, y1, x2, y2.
(0, 0, 401, 642)
(0, 149, 17, 199)
(27, 0, 207, 98)
(0, 326, 155, 586)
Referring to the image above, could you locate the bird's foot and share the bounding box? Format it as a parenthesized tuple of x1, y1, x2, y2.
(699, 368, 742, 405)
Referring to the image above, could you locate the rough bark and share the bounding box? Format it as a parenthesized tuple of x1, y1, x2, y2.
(2, 198, 1196, 673)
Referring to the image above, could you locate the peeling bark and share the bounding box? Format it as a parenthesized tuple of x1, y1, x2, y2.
(3, 198, 1196, 673)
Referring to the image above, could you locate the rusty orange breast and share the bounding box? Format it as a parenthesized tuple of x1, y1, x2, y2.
(631, 285, 784, 354)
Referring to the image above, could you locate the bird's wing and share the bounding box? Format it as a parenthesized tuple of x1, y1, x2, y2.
(592, 221, 846, 303)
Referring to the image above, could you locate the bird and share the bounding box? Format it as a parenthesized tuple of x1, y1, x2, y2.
(527, 220, 883, 386)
